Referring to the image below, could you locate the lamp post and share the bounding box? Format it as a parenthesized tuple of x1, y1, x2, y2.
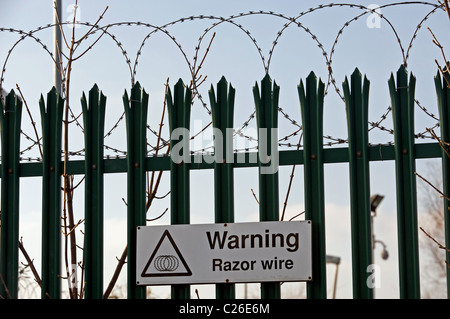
(370, 194, 384, 215)
(370, 194, 389, 298)
(370, 194, 389, 260)
(326, 255, 341, 299)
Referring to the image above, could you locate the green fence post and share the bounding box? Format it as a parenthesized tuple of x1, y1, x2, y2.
(343, 68, 373, 299)
(82, 85, 106, 299)
(435, 69, 450, 298)
(298, 72, 327, 299)
(253, 74, 280, 299)
(39, 87, 64, 299)
(389, 65, 420, 299)
(0, 90, 22, 299)
(124, 82, 148, 299)
(209, 76, 235, 299)
(167, 79, 192, 299)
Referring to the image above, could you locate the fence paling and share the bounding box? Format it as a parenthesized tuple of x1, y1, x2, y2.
(167, 79, 192, 299)
(0, 90, 22, 299)
(210, 76, 236, 299)
(39, 87, 64, 299)
(389, 65, 420, 299)
(253, 74, 281, 299)
(343, 68, 373, 299)
(298, 72, 327, 299)
(124, 82, 148, 299)
(82, 85, 106, 299)
(435, 71, 450, 298)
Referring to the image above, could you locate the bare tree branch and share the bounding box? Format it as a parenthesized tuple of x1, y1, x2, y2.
(0, 272, 12, 299)
(18, 239, 41, 287)
(420, 226, 450, 253)
(16, 84, 43, 158)
(103, 246, 127, 299)
(415, 171, 450, 201)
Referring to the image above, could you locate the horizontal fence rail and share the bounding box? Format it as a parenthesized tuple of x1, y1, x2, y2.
(0, 65, 449, 299)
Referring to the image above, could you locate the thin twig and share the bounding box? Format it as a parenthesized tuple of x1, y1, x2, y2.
(289, 211, 305, 221)
(190, 32, 216, 102)
(251, 188, 259, 205)
(53, 0, 70, 50)
(75, 6, 109, 45)
(70, 0, 78, 45)
(428, 26, 450, 87)
(153, 191, 170, 200)
(190, 121, 212, 141)
(193, 32, 216, 81)
(103, 246, 127, 299)
(16, 84, 43, 158)
(415, 171, 450, 201)
(79, 260, 86, 299)
(427, 127, 450, 159)
(146, 148, 170, 211)
(149, 78, 169, 192)
(72, 176, 85, 190)
(61, 1, 79, 298)
(147, 208, 168, 222)
(440, 0, 450, 21)
(281, 133, 303, 221)
(72, 24, 110, 62)
(18, 239, 41, 287)
(63, 219, 85, 237)
(420, 226, 450, 253)
(0, 272, 12, 299)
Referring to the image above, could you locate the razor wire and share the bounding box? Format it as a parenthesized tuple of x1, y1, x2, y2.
(0, 1, 446, 162)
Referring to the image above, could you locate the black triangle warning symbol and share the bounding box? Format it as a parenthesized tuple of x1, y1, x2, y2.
(141, 230, 192, 277)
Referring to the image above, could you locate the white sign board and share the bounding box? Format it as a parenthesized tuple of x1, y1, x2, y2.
(136, 221, 312, 286)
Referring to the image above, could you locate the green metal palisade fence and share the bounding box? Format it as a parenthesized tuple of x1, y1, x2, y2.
(0, 65, 449, 299)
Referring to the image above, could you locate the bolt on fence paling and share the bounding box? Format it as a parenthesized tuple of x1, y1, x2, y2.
(167, 79, 192, 299)
(209, 76, 236, 299)
(298, 72, 326, 299)
(253, 74, 281, 299)
(124, 82, 148, 299)
(389, 65, 420, 299)
(343, 68, 373, 299)
(39, 87, 64, 299)
(0, 91, 22, 299)
(81, 84, 106, 299)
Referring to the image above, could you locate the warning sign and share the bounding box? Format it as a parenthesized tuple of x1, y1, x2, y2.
(136, 221, 312, 286)
(141, 230, 192, 277)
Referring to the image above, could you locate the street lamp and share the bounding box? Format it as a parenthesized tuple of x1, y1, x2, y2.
(370, 194, 389, 260)
(370, 194, 389, 298)
(370, 194, 384, 214)
(375, 240, 389, 260)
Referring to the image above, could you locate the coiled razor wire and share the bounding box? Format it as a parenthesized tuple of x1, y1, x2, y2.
(0, 2, 447, 162)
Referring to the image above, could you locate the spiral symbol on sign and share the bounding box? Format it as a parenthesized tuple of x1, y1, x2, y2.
(153, 255, 180, 272)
